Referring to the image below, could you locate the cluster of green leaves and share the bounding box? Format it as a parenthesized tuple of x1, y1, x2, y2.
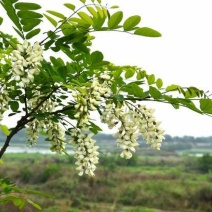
(101, 64, 211, 115)
(0, 0, 42, 39)
(0, 177, 53, 210)
(0, 0, 211, 149)
(0, 0, 211, 141)
(42, 0, 161, 50)
(0, 0, 212, 210)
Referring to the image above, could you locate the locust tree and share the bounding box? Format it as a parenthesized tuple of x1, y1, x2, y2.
(0, 0, 212, 210)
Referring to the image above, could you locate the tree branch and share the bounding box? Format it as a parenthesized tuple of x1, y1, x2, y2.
(24, 87, 28, 116)
(27, 86, 59, 117)
(0, 116, 33, 158)
(0, 86, 59, 158)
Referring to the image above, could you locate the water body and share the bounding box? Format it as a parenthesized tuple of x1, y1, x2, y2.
(3, 146, 74, 154)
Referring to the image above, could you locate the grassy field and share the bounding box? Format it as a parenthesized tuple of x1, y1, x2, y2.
(0, 152, 212, 212)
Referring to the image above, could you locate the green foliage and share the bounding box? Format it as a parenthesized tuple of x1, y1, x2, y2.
(108, 11, 123, 29)
(0, 0, 43, 39)
(0, 178, 53, 210)
(0, 0, 212, 210)
(134, 27, 162, 37)
(14, 2, 41, 10)
(123, 15, 141, 31)
(1, 153, 212, 211)
(64, 3, 75, 11)
(0, 16, 3, 25)
(197, 153, 212, 173)
(0, 125, 10, 136)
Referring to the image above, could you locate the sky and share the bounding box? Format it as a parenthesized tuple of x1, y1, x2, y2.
(1, 0, 212, 137)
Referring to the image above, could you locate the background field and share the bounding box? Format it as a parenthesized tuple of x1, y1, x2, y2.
(0, 133, 212, 212)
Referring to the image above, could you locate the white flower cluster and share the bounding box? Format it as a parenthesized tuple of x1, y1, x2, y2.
(70, 72, 112, 176)
(135, 105, 165, 150)
(26, 119, 40, 146)
(73, 72, 111, 127)
(101, 102, 165, 159)
(28, 90, 56, 113)
(101, 103, 120, 129)
(26, 90, 66, 153)
(26, 119, 66, 153)
(11, 40, 43, 87)
(101, 103, 139, 159)
(47, 122, 66, 154)
(70, 128, 99, 176)
(0, 84, 10, 122)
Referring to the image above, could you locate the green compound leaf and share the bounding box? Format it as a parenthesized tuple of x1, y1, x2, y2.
(149, 86, 162, 99)
(166, 84, 180, 92)
(73, 42, 89, 53)
(147, 74, 155, 85)
(136, 70, 146, 80)
(115, 94, 124, 102)
(9, 101, 19, 112)
(125, 68, 135, 79)
(93, 14, 105, 29)
(108, 11, 123, 29)
(87, 6, 98, 18)
(78, 11, 93, 25)
(27, 199, 42, 210)
(95, 6, 104, 18)
(0, 125, 10, 136)
(64, 3, 75, 11)
(200, 99, 212, 114)
(12, 27, 24, 39)
(123, 15, 141, 31)
(22, 19, 42, 32)
(134, 27, 161, 37)
(46, 10, 65, 19)
(0, 17, 3, 25)
(1, 0, 23, 31)
(123, 83, 145, 98)
(90, 51, 103, 64)
(14, 2, 41, 10)
(156, 78, 163, 88)
(89, 121, 102, 134)
(110, 5, 119, 9)
(17, 10, 43, 19)
(25, 28, 40, 39)
(44, 14, 57, 27)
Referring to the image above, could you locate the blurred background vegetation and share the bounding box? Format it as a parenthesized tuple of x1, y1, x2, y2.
(0, 131, 212, 212)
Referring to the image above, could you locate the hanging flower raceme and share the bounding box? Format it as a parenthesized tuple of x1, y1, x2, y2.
(26, 90, 57, 146)
(28, 90, 56, 113)
(101, 102, 165, 159)
(69, 73, 111, 176)
(135, 104, 165, 150)
(71, 71, 165, 173)
(10, 40, 43, 87)
(70, 127, 99, 176)
(0, 84, 10, 123)
(26, 119, 40, 146)
(73, 72, 112, 126)
(47, 122, 66, 154)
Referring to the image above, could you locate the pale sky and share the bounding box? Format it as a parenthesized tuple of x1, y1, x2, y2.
(1, 0, 212, 137)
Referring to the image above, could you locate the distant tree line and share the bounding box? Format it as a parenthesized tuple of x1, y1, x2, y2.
(0, 129, 212, 145)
